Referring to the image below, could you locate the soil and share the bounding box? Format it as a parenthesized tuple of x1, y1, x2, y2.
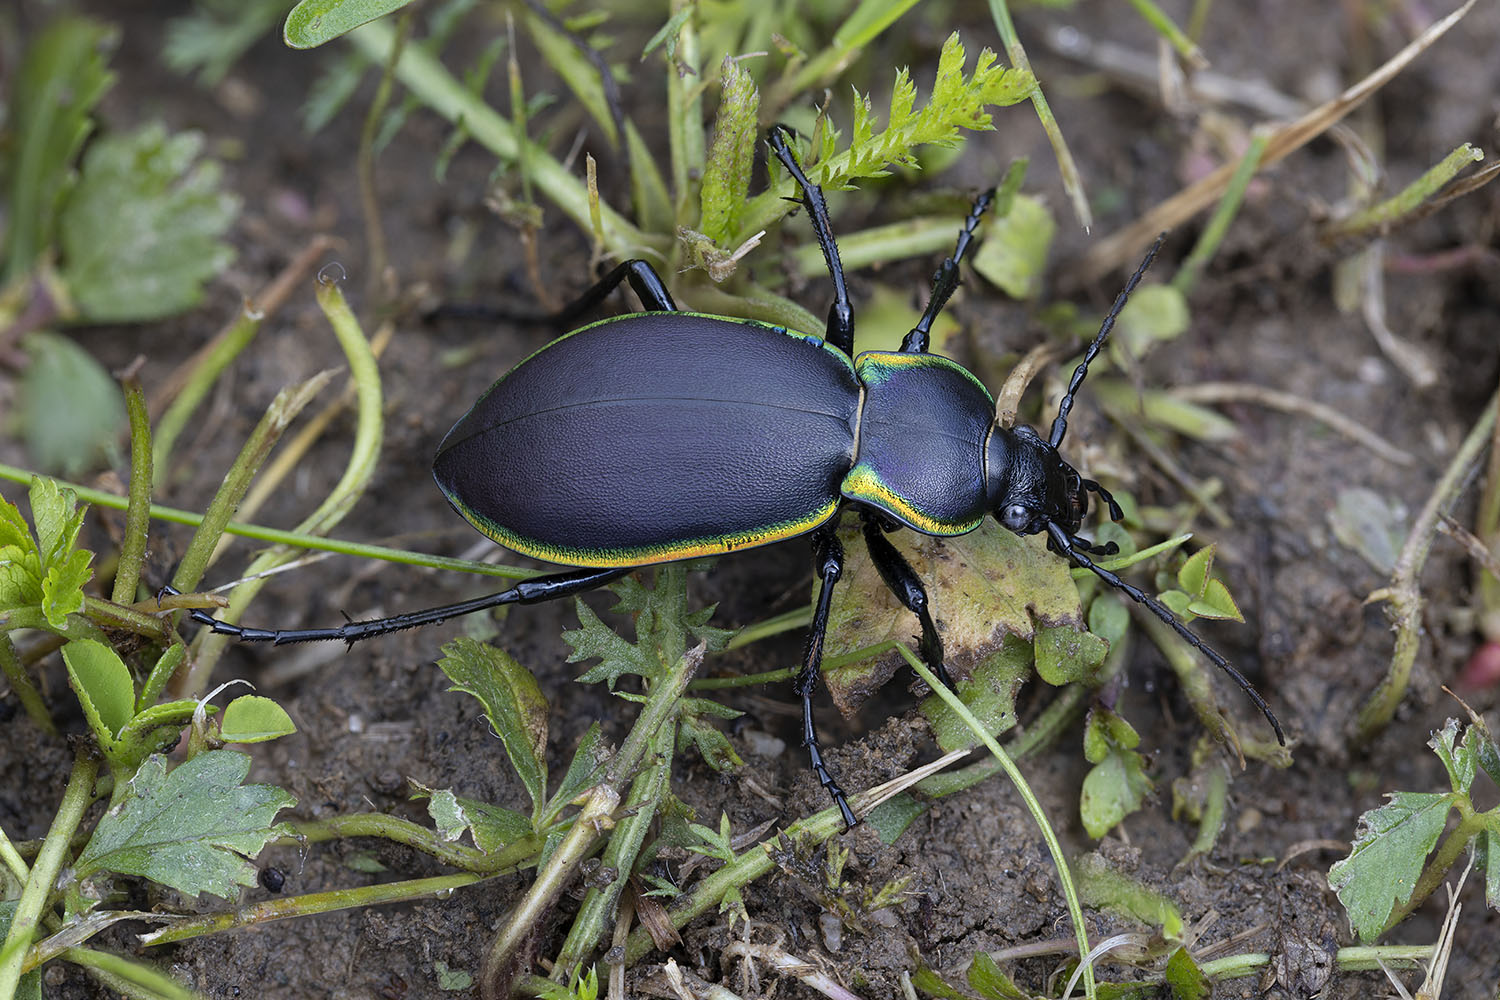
(4, 2, 1500, 999)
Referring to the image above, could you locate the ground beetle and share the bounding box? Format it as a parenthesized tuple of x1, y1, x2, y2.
(169, 127, 1284, 827)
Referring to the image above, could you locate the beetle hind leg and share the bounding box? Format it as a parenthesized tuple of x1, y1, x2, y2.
(795, 526, 858, 830)
(553, 259, 678, 326)
(766, 126, 855, 360)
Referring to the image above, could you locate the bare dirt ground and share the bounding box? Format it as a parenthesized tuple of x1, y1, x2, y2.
(4, 1, 1500, 998)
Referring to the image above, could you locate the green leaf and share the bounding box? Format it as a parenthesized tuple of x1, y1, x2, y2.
(1177, 547, 1213, 595)
(1080, 709, 1151, 838)
(29, 475, 87, 566)
(437, 637, 549, 816)
(910, 966, 968, 999)
(1075, 851, 1184, 939)
(220, 695, 297, 744)
(1328, 790, 1453, 940)
(2, 17, 115, 283)
(164, 0, 288, 86)
(1034, 622, 1108, 686)
(58, 122, 239, 322)
(114, 699, 199, 773)
(864, 792, 929, 845)
(679, 713, 743, 773)
(284, 0, 416, 49)
(75, 751, 296, 900)
(970, 193, 1055, 300)
(1428, 718, 1474, 796)
(40, 546, 92, 628)
(968, 951, 1028, 999)
(1164, 946, 1210, 1000)
(1115, 284, 1189, 354)
(1186, 577, 1243, 622)
(545, 722, 608, 821)
(62, 638, 135, 744)
(921, 635, 1031, 751)
(565, 598, 653, 686)
(1479, 828, 1500, 913)
(826, 518, 1083, 716)
(419, 785, 532, 852)
(1464, 718, 1500, 788)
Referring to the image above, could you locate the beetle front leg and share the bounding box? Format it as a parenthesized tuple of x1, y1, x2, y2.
(860, 513, 954, 691)
(795, 525, 857, 830)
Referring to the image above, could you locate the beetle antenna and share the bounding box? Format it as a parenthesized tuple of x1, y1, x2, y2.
(1048, 234, 1166, 449)
(1045, 521, 1286, 746)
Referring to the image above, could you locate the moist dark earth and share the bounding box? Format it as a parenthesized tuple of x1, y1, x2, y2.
(4, 2, 1500, 998)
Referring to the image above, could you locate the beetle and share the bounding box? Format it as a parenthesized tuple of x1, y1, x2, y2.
(168, 126, 1284, 827)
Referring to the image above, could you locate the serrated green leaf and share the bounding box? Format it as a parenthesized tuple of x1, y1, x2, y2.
(29, 475, 85, 566)
(75, 751, 295, 899)
(971, 194, 1054, 300)
(437, 637, 548, 815)
(3, 17, 116, 283)
(62, 638, 135, 744)
(0, 545, 43, 609)
(968, 951, 1028, 999)
(1328, 791, 1453, 940)
(1428, 718, 1474, 796)
(41, 546, 93, 628)
(1164, 946, 1210, 999)
(1033, 623, 1108, 686)
(283, 0, 415, 48)
(220, 695, 297, 744)
(565, 598, 652, 686)
(163, 0, 287, 86)
(58, 123, 238, 322)
(0, 491, 33, 550)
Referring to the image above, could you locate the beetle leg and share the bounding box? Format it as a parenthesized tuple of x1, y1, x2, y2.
(860, 513, 954, 691)
(900, 187, 996, 354)
(766, 126, 855, 360)
(1083, 478, 1124, 522)
(1069, 533, 1120, 557)
(159, 567, 632, 646)
(795, 526, 858, 830)
(553, 259, 678, 326)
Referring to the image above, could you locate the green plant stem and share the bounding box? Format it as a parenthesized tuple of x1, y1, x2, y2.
(665, 0, 703, 242)
(788, 214, 976, 276)
(985, 0, 1090, 230)
(345, 19, 657, 260)
(0, 633, 55, 736)
(1381, 804, 1493, 935)
(0, 825, 29, 884)
(1123, 0, 1208, 68)
(896, 645, 1095, 1000)
(286, 813, 540, 873)
(358, 10, 409, 301)
(0, 461, 533, 578)
(690, 642, 895, 691)
(82, 595, 170, 643)
(551, 715, 676, 980)
(1178, 758, 1228, 868)
(139, 873, 489, 948)
(63, 946, 203, 1000)
(0, 752, 99, 998)
(184, 280, 383, 695)
(723, 604, 812, 649)
(1326, 143, 1486, 239)
(152, 304, 261, 489)
(1357, 390, 1499, 743)
(112, 374, 153, 605)
(480, 624, 701, 998)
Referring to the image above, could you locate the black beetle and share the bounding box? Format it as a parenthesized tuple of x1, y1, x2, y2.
(170, 127, 1283, 826)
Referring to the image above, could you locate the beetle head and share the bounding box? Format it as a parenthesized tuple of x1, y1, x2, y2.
(985, 424, 1087, 539)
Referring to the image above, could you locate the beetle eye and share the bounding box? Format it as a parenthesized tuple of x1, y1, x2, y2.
(1000, 504, 1031, 531)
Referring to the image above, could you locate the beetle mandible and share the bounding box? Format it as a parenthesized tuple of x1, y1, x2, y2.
(169, 126, 1284, 827)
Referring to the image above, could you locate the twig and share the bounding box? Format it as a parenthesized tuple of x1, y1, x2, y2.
(1170, 381, 1414, 465)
